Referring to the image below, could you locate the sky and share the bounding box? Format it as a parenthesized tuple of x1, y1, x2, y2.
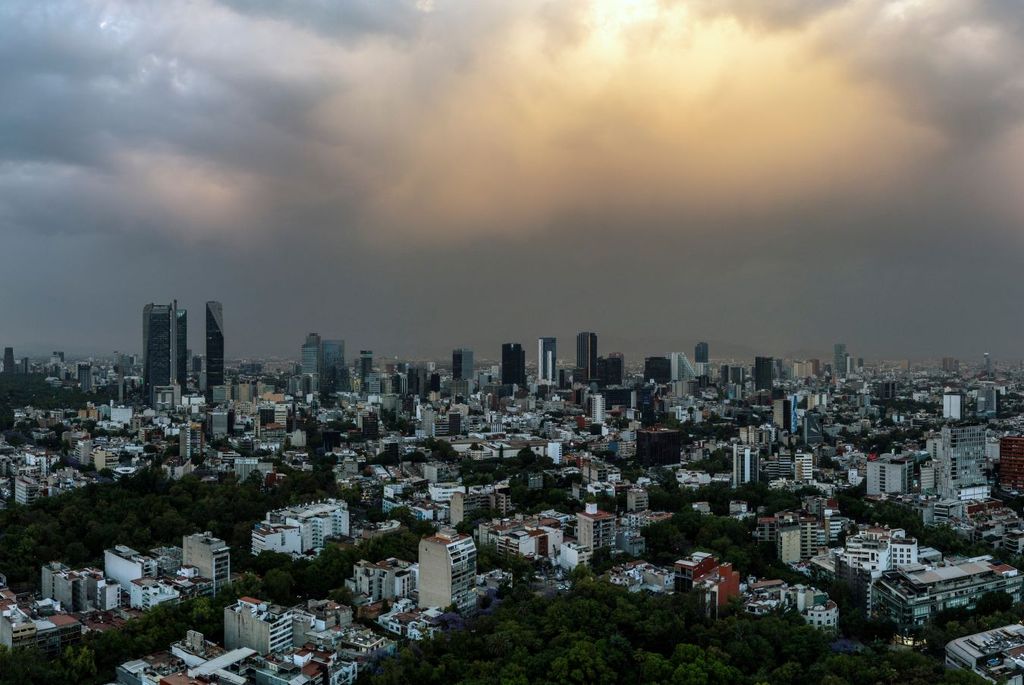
(2, 0, 1024, 362)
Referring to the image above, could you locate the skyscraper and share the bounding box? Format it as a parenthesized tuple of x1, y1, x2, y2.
(322, 339, 345, 391)
(77, 363, 93, 393)
(576, 331, 598, 381)
(205, 302, 225, 389)
(301, 333, 322, 376)
(143, 302, 175, 403)
(643, 356, 671, 384)
(833, 343, 847, 380)
(695, 341, 709, 364)
(670, 352, 695, 382)
(452, 348, 474, 381)
(754, 356, 774, 391)
(501, 343, 526, 386)
(537, 337, 557, 383)
(175, 307, 189, 387)
(356, 350, 373, 386)
(2, 347, 14, 374)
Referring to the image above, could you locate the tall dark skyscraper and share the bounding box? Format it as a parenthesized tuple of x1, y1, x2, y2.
(596, 353, 624, 386)
(576, 331, 597, 381)
(205, 301, 224, 389)
(754, 356, 774, 391)
(2, 347, 14, 374)
(694, 341, 709, 364)
(143, 302, 174, 402)
(359, 350, 373, 383)
(175, 307, 189, 387)
(537, 337, 557, 383)
(643, 356, 671, 384)
(452, 347, 474, 381)
(501, 343, 526, 386)
(302, 333, 322, 376)
(322, 339, 345, 391)
(833, 343, 847, 380)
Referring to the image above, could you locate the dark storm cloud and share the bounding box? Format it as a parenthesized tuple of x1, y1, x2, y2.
(1, 0, 1024, 362)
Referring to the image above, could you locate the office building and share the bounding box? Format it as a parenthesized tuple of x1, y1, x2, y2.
(576, 331, 597, 381)
(143, 302, 176, 403)
(175, 307, 188, 387)
(205, 301, 224, 389)
(637, 427, 682, 466)
(418, 529, 477, 612)
(452, 347, 474, 382)
(643, 356, 671, 384)
(2, 347, 14, 374)
(833, 343, 847, 380)
(1000, 437, 1024, 493)
(943, 392, 964, 420)
(732, 444, 759, 487)
(537, 337, 556, 383)
(754, 356, 774, 391)
(866, 455, 912, 495)
(321, 339, 345, 391)
(183, 532, 231, 595)
(595, 353, 624, 386)
(501, 343, 526, 387)
(694, 341, 709, 365)
(359, 350, 373, 384)
(978, 383, 1000, 418)
(936, 425, 988, 501)
(77, 363, 92, 392)
(301, 333, 322, 376)
(669, 352, 695, 383)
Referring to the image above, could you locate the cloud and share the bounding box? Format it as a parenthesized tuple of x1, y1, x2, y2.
(1, 0, 1024, 358)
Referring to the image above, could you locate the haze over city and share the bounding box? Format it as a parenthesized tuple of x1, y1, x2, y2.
(3, 0, 1024, 359)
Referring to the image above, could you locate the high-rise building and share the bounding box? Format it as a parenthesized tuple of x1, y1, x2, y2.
(182, 532, 231, 595)
(359, 350, 373, 384)
(418, 529, 477, 612)
(596, 353, 624, 386)
(670, 352, 695, 382)
(576, 332, 598, 382)
(2, 347, 14, 374)
(205, 302, 224, 389)
(77, 363, 92, 393)
(999, 437, 1024, 493)
(501, 343, 526, 386)
(591, 394, 605, 424)
(301, 333, 322, 376)
(322, 339, 345, 392)
(984, 352, 993, 379)
(695, 342, 709, 364)
(143, 302, 175, 403)
(936, 425, 988, 500)
(754, 356, 774, 391)
(732, 444, 759, 487)
(942, 393, 964, 420)
(833, 343, 848, 381)
(643, 356, 671, 384)
(537, 337, 557, 383)
(175, 307, 188, 387)
(452, 347, 474, 382)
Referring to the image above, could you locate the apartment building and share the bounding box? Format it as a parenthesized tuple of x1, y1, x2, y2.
(418, 529, 477, 612)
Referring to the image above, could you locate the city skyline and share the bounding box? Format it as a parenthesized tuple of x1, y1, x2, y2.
(2, 1, 1024, 359)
